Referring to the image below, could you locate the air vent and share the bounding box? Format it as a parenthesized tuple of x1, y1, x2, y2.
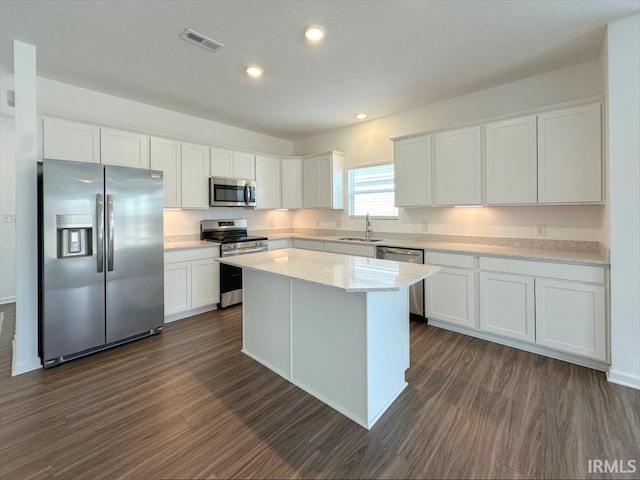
(181, 28, 223, 52)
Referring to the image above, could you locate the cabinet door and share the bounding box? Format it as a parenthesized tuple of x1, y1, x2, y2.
(281, 158, 303, 209)
(233, 151, 255, 180)
(434, 126, 482, 205)
(480, 272, 535, 342)
(538, 103, 602, 204)
(191, 258, 220, 308)
(303, 157, 318, 208)
(292, 239, 324, 251)
(43, 117, 101, 163)
(535, 278, 606, 360)
(100, 128, 149, 168)
(181, 142, 210, 209)
(316, 154, 333, 208)
(425, 266, 476, 328)
(485, 116, 537, 205)
(323, 242, 375, 258)
(150, 137, 181, 208)
(165, 261, 192, 316)
(394, 135, 433, 207)
(210, 147, 233, 178)
(255, 155, 281, 209)
(269, 238, 293, 250)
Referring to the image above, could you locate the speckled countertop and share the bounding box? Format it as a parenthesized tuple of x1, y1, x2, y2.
(217, 248, 441, 292)
(164, 239, 218, 250)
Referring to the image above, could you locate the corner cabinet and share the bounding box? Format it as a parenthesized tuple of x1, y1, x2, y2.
(538, 103, 602, 204)
(255, 155, 282, 209)
(393, 135, 433, 207)
(303, 151, 345, 209)
(100, 128, 150, 168)
(434, 126, 482, 206)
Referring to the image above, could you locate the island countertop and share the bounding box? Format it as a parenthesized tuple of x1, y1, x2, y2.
(217, 248, 440, 292)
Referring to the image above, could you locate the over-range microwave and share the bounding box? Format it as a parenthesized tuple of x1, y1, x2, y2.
(209, 177, 256, 207)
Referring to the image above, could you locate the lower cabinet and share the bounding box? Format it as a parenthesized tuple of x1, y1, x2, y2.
(424, 252, 476, 329)
(164, 247, 220, 321)
(292, 238, 324, 251)
(269, 238, 293, 250)
(323, 241, 375, 257)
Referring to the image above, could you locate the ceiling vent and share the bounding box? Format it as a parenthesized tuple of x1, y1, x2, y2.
(181, 28, 224, 52)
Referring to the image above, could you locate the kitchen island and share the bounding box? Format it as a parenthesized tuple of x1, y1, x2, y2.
(218, 248, 440, 429)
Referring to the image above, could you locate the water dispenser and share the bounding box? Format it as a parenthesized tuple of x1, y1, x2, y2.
(56, 214, 93, 258)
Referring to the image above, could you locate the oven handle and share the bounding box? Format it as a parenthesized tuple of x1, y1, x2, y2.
(222, 246, 268, 256)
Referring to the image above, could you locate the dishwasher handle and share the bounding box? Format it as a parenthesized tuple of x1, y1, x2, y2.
(377, 246, 423, 257)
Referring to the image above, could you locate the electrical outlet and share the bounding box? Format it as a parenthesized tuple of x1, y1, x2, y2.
(536, 224, 546, 236)
(3, 214, 16, 223)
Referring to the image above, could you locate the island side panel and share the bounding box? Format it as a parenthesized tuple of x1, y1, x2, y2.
(290, 280, 368, 427)
(366, 287, 410, 426)
(242, 269, 292, 378)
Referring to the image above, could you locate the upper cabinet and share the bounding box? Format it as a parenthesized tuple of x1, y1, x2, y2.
(100, 128, 149, 168)
(303, 151, 344, 209)
(42, 117, 101, 163)
(485, 115, 538, 205)
(394, 135, 433, 207)
(210, 147, 255, 180)
(537, 103, 602, 204)
(281, 158, 304, 209)
(181, 142, 210, 209)
(434, 126, 482, 206)
(255, 155, 282, 210)
(150, 136, 181, 208)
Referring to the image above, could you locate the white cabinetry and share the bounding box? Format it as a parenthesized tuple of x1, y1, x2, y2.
(393, 135, 433, 207)
(292, 239, 324, 251)
(100, 128, 149, 168)
(42, 117, 101, 163)
(538, 103, 602, 204)
(181, 142, 210, 209)
(255, 155, 282, 209)
(150, 137, 181, 208)
(485, 116, 538, 205)
(303, 151, 344, 209)
(269, 238, 293, 250)
(535, 279, 605, 360)
(323, 242, 375, 258)
(434, 126, 482, 206)
(479, 271, 535, 342)
(281, 158, 304, 209)
(164, 247, 220, 321)
(210, 147, 255, 180)
(425, 252, 476, 328)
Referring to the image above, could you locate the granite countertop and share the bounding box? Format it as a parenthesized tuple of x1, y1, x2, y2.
(216, 248, 441, 293)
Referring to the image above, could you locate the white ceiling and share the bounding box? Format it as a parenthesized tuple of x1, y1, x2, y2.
(1, 1, 638, 140)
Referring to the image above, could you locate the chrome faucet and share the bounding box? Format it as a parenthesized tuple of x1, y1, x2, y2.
(365, 213, 373, 239)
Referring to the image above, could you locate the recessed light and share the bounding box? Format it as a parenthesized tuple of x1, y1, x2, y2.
(304, 24, 326, 43)
(355, 113, 367, 120)
(245, 66, 263, 78)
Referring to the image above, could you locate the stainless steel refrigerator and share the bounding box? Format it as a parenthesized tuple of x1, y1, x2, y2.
(38, 159, 164, 367)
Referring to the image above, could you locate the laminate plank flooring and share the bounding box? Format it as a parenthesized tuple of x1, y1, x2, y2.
(0, 302, 638, 479)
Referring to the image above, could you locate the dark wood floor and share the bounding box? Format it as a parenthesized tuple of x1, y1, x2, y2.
(0, 303, 638, 480)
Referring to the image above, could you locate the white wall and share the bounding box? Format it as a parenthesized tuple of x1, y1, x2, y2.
(0, 69, 16, 303)
(606, 14, 640, 390)
(12, 41, 40, 375)
(292, 61, 606, 241)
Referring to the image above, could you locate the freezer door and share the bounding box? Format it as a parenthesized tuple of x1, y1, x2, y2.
(105, 165, 164, 342)
(40, 160, 106, 361)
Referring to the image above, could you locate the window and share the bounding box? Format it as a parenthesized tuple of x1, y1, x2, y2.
(347, 164, 398, 218)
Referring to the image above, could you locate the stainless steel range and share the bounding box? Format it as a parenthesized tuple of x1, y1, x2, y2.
(200, 219, 268, 308)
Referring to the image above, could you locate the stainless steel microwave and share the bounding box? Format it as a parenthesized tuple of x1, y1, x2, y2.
(209, 177, 256, 207)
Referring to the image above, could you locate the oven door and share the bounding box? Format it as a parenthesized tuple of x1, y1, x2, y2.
(209, 177, 256, 207)
(219, 262, 243, 308)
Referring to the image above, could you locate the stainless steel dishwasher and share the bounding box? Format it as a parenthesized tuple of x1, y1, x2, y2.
(376, 246, 425, 322)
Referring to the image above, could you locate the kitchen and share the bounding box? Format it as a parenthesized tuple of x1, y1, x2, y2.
(1, 1, 639, 479)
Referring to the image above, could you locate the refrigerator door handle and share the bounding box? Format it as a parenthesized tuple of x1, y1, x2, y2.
(106, 194, 114, 271)
(96, 193, 105, 272)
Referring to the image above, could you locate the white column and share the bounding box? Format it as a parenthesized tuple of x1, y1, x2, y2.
(12, 40, 40, 375)
(606, 14, 640, 390)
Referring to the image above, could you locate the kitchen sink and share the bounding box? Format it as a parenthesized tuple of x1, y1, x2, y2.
(337, 237, 384, 242)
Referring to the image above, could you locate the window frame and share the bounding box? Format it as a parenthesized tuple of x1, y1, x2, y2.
(346, 162, 399, 220)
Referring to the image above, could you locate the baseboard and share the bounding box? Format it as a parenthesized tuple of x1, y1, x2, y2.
(11, 339, 42, 376)
(607, 369, 640, 390)
(164, 304, 218, 323)
(0, 296, 16, 305)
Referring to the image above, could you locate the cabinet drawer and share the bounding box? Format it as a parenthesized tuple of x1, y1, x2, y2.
(479, 256, 604, 284)
(293, 239, 324, 251)
(164, 246, 219, 263)
(425, 252, 475, 269)
(324, 242, 375, 258)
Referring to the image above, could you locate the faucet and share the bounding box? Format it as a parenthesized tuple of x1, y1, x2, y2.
(365, 213, 373, 239)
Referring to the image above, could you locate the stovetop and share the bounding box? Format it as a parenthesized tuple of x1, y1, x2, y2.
(204, 234, 268, 244)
